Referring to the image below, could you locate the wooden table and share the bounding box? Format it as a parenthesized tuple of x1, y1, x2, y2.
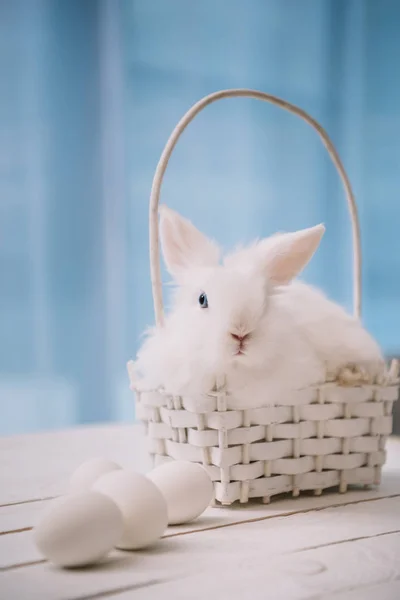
(1, 424, 400, 599)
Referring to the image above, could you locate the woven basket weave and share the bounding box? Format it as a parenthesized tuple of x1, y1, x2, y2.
(128, 89, 399, 506)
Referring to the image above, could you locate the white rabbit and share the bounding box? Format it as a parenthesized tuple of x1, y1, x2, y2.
(135, 206, 384, 409)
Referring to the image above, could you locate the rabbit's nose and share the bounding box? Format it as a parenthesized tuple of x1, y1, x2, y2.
(231, 333, 249, 343)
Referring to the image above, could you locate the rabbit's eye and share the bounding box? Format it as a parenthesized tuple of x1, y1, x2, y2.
(198, 293, 208, 308)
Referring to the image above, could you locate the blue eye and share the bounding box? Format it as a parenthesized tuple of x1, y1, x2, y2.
(198, 292, 208, 308)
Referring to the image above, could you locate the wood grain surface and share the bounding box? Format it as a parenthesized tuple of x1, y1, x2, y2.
(1, 425, 399, 599)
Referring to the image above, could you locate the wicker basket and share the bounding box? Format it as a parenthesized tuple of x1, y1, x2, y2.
(128, 89, 399, 506)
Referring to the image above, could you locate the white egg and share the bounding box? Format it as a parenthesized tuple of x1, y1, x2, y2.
(34, 492, 123, 568)
(147, 460, 214, 525)
(92, 470, 167, 550)
(69, 458, 121, 493)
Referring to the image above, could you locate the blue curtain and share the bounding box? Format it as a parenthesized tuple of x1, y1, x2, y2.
(124, 0, 400, 355)
(1, 0, 399, 435)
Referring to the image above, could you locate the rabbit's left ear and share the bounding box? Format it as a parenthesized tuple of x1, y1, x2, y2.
(159, 206, 220, 278)
(261, 224, 325, 285)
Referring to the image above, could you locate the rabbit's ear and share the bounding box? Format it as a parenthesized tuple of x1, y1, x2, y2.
(159, 206, 220, 278)
(262, 224, 325, 285)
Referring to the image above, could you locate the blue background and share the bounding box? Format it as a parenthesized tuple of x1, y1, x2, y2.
(1, 0, 399, 435)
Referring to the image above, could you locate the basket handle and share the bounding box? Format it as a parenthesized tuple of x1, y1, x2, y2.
(149, 89, 361, 327)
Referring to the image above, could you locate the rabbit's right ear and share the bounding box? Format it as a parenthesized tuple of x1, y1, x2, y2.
(260, 224, 325, 285)
(159, 206, 220, 278)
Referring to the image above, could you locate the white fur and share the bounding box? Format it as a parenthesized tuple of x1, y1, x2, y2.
(135, 207, 383, 409)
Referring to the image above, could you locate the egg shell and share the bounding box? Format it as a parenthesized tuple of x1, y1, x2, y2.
(34, 492, 123, 568)
(92, 470, 168, 550)
(69, 458, 122, 494)
(147, 460, 214, 525)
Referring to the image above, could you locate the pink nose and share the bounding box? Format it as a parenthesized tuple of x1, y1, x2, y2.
(231, 333, 247, 343)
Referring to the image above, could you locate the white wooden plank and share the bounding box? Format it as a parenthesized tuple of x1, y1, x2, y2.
(2, 478, 400, 565)
(323, 580, 400, 600)
(1, 503, 399, 600)
(2, 473, 400, 539)
(0, 501, 47, 534)
(0, 528, 42, 569)
(0, 424, 152, 505)
(114, 534, 400, 600)
(2, 496, 400, 569)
